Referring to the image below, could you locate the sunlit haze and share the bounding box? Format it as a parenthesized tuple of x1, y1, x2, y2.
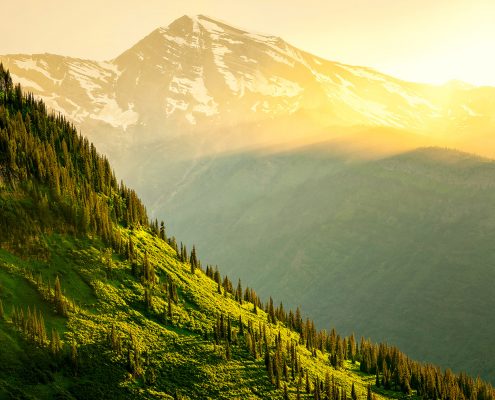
(1, 0, 494, 86)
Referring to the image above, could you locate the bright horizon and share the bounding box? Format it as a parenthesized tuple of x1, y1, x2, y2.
(1, 0, 494, 87)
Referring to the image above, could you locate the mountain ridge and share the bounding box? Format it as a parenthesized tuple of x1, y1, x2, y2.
(2, 14, 495, 155)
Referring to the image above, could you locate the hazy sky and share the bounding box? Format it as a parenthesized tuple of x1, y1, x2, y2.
(1, 0, 494, 86)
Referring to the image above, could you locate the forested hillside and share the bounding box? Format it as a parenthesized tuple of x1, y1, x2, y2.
(0, 65, 493, 399)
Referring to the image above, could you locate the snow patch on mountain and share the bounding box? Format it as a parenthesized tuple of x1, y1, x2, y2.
(10, 74, 43, 91)
(211, 45, 239, 92)
(185, 113, 196, 125)
(335, 74, 354, 89)
(266, 50, 294, 67)
(65, 98, 90, 122)
(90, 96, 139, 130)
(68, 62, 109, 81)
(340, 65, 385, 82)
(382, 81, 437, 109)
(246, 74, 303, 98)
(14, 58, 62, 85)
(244, 33, 279, 46)
(169, 70, 218, 116)
(197, 17, 225, 35)
(240, 55, 257, 64)
(98, 61, 121, 77)
(165, 98, 189, 116)
(195, 17, 241, 93)
(163, 34, 188, 47)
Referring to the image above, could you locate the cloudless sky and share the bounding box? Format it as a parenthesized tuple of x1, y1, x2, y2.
(1, 0, 494, 86)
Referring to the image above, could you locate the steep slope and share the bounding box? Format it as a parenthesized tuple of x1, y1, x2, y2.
(154, 144, 495, 383)
(1, 68, 494, 400)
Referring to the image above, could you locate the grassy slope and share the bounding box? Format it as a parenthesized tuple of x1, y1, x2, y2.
(155, 146, 495, 382)
(0, 221, 408, 399)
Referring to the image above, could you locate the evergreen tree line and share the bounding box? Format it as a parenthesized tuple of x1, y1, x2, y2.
(6, 301, 75, 369)
(0, 63, 148, 246)
(198, 239, 494, 400)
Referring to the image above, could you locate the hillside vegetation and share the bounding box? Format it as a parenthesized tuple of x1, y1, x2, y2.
(0, 65, 493, 399)
(157, 142, 495, 383)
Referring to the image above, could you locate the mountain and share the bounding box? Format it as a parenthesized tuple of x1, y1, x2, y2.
(2, 14, 495, 384)
(4, 67, 495, 400)
(2, 15, 495, 155)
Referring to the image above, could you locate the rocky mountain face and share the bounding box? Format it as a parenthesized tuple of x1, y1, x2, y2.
(2, 15, 495, 157)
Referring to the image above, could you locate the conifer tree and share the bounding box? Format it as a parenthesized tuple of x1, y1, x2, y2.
(236, 279, 243, 304)
(54, 275, 67, 316)
(351, 382, 357, 400)
(159, 221, 166, 240)
(190, 245, 198, 273)
(325, 372, 331, 400)
(267, 353, 274, 384)
(167, 295, 173, 323)
(70, 339, 78, 374)
(50, 328, 62, 356)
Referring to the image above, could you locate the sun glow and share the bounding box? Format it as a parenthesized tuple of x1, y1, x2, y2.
(0, 0, 494, 87)
(380, 30, 495, 87)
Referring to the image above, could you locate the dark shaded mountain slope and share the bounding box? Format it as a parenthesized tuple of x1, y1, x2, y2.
(158, 144, 495, 382)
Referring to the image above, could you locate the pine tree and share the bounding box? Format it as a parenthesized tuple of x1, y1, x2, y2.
(167, 295, 173, 323)
(0, 299, 4, 319)
(267, 353, 274, 384)
(274, 355, 281, 389)
(50, 328, 62, 356)
(190, 245, 198, 274)
(70, 339, 78, 374)
(54, 275, 67, 316)
(226, 341, 232, 360)
(144, 287, 152, 311)
(236, 279, 243, 304)
(159, 221, 166, 241)
(351, 382, 357, 400)
(325, 372, 331, 400)
(283, 383, 289, 400)
(239, 315, 244, 335)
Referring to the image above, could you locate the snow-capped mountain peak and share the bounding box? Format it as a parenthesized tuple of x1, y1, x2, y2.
(1, 14, 494, 156)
